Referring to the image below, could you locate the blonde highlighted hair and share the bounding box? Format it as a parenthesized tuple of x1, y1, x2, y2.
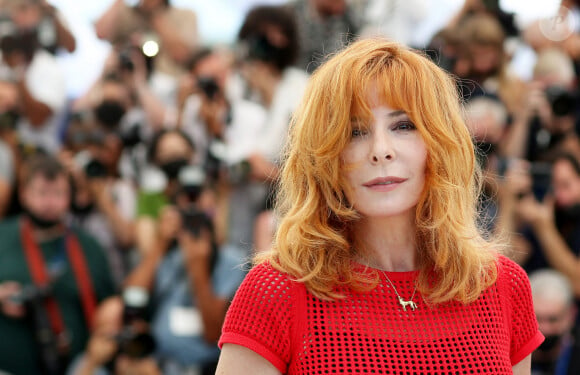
(259, 38, 499, 304)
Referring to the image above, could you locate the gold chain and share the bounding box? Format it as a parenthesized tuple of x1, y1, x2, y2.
(381, 271, 418, 312)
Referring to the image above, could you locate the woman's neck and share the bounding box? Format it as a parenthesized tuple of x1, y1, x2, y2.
(353, 214, 418, 272)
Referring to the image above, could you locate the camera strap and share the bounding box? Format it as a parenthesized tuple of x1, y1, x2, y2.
(19, 217, 98, 350)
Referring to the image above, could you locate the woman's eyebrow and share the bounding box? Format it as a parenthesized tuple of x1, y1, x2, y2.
(388, 110, 407, 118)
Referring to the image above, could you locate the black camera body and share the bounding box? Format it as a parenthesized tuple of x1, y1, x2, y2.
(84, 159, 108, 179)
(529, 161, 552, 201)
(545, 86, 578, 117)
(204, 140, 251, 185)
(0, 15, 38, 60)
(117, 287, 156, 359)
(116, 328, 156, 359)
(10, 283, 52, 306)
(118, 48, 136, 72)
(497, 158, 552, 201)
(74, 151, 108, 179)
(197, 76, 220, 100)
(0, 110, 19, 131)
(180, 207, 213, 237)
(12, 280, 67, 375)
(118, 44, 155, 76)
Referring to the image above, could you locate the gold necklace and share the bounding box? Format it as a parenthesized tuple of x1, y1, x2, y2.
(381, 271, 418, 311)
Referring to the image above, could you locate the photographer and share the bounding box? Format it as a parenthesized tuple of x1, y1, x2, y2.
(175, 47, 268, 254)
(0, 13, 66, 153)
(530, 269, 580, 375)
(513, 152, 580, 297)
(503, 47, 580, 163)
(289, 0, 360, 73)
(94, 0, 198, 104)
(72, 64, 159, 183)
(3, 0, 76, 54)
(67, 296, 160, 375)
(59, 118, 138, 288)
(125, 166, 245, 374)
(0, 154, 115, 375)
(450, 12, 525, 115)
(236, 5, 310, 253)
(134, 128, 198, 256)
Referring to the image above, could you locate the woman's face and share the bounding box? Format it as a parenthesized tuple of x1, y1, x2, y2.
(340, 101, 428, 220)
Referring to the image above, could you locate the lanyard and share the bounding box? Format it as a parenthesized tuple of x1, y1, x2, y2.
(20, 217, 97, 337)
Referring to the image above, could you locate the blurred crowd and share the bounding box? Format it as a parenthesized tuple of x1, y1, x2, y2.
(0, 0, 578, 374)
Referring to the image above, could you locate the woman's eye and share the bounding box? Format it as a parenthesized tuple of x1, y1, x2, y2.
(351, 128, 367, 138)
(394, 121, 416, 131)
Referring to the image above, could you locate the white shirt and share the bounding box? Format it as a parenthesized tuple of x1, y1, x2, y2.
(180, 94, 267, 166)
(256, 67, 310, 162)
(17, 49, 67, 153)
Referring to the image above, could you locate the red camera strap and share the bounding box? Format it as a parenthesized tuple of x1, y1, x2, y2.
(20, 218, 97, 336)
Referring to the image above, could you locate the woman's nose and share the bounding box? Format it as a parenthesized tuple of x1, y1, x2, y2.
(370, 133, 394, 163)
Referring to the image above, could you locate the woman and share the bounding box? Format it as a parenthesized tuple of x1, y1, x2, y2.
(216, 39, 543, 374)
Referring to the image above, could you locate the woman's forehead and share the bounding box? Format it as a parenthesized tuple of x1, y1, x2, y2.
(349, 79, 406, 116)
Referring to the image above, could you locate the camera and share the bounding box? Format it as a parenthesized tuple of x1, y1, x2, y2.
(74, 150, 108, 179)
(118, 42, 156, 75)
(117, 287, 156, 359)
(120, 122, 143, 149)
(12, 270, 67, 375)
(529, 161, 552, 201)
(545, 86, 578, 117)
(0, 110, 18, 131)
(177, 165, 206, 203)
(497, 158, 552, 201)
(204, 140, 251, 184)
(119, 48, 136, 72)
(181, 206, 213, 237)
(227, 160, 252, 185)
(10, 283, 52, 306)
(197, 76, 220, 100)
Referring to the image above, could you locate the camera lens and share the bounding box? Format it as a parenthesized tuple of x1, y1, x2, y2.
(197, 76, 220, 100)
(122, 287, 149, 324)
(545, 86, 577, 117)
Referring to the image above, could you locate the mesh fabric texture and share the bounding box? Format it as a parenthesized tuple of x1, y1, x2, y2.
(219, 255, 543, 374)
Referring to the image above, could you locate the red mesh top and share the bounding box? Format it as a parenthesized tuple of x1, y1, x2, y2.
(219, 255, 543, 374)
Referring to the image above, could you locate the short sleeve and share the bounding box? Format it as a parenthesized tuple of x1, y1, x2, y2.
(498, 256, 544, 364)
(218, 263, 297, 373)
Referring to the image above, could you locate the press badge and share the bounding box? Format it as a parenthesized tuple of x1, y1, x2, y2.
(169, 307, 203, 336)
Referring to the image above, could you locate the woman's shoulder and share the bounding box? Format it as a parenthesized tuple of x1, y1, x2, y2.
(493, 253, 533, 296)
(233, 261, 308, 308)
(244, 261, 300, 290)
(495, 254, 527, 278)
(225, 261, 304, 332)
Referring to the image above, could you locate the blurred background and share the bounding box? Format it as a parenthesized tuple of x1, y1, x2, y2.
(50, 0, 557, 98)
(0, 0, 579, 374)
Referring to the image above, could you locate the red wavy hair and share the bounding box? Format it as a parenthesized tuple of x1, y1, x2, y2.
(258, 38, 499, 304)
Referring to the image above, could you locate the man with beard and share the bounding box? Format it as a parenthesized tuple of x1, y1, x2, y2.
(0, 154, 115, 375)
(530, 269, 579, 375)
(516, 152, 580, 297)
